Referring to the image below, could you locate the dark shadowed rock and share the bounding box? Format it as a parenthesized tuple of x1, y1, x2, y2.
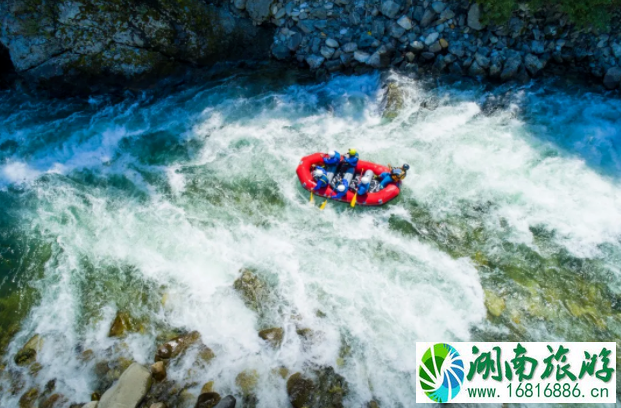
(287, 373, 315, 408)
(468, 4, 485, 30)
(14, 335, 43, 366)
(195, 392, 221, 408)
(258, 327, 284, 347)
(213, 396, 236, 408)
(603, 67, 621, 89)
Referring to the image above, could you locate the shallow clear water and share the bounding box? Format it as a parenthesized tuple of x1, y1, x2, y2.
(0, 69, 619, 407)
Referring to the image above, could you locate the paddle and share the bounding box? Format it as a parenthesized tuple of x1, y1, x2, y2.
(350, 169, 364, 208)
(310, 191, 314, 203)
(320, 198, 328, 210)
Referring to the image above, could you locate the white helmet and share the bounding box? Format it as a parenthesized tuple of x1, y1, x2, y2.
(337, 184, 346, 192)
(361, 176, 371, 184)
(313, 169, 323, 178)
(328, 150, 336, 158)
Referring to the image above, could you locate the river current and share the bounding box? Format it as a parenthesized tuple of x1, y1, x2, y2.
(0, 68, 620, 406)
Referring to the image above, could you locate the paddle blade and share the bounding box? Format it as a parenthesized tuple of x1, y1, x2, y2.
(310, 191, 314, 203)
(350, 193, 357, 208)
(320, 199, 328, 210)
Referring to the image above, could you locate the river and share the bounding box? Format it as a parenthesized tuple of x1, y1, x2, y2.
(0, 68, 620, 407)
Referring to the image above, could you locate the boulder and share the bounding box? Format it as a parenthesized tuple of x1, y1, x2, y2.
(306, 55, 325, 69)
(468, 61, 485, 76)
(325, 39, 339, 48)
(380, 0, 401, 19)
(410, 41, 425, 53)
(287, 373, 315, 408)
(236, 370, 259, 395)
(149, 404, 165, 408)
(83, 403, 99, 408)
(196, 392, 221, 408)
(320, 46, 335, 59)
(500, 53, 522, 82)
(431, 2, 446, 13)
(99, 363, 152, 408)
(272, 44, 291, 60)
(246, 0, 274, 24)
(429, 42, 442, 53)
(150, 361, 166, 382)
(397, 16, 412, 30)
(258, 327, 284, 347)
(524, 54, 544, 76)
(424, 32, 439, 46)
(484, 290, 506, 317)
(420, 9, 436, 27)
(155, 331, 203, 362)
(233, 269, 270, 314)
(342, 42, 358, 53)
(234, 0, 247, 10)
(467, 4, 486, 31)
(213, 396, 236, 408)
(382, 82, 404, 119)
(367, 45, 393, 68)
(603, 67, 621, 89)
(354, 51, 371, 63)
(19, 388, 39, 408)
(14, 334, 43, 366)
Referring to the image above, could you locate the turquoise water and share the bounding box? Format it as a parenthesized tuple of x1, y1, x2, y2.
(0, 69, 619, 406)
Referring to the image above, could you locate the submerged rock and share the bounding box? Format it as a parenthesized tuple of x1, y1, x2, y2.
(195, 392, 221, 408)
(108, 311, 134, 337)
(603, 67, 621, 89)
(19, 388, 39, 408)
(235, 370, 259, 395)
(213, 396, 236, 408)
(484, 290, 506, 317)
(233, 269, 270, 314)
(14, 335, 43, 366)
(99, 363, 152, 408)
(155, 331, 204, 362)
(150, 361, 166, 382)
(258, 327, 284, 347)
(382, 82, 404, 119)
(287, 367, 348, 408)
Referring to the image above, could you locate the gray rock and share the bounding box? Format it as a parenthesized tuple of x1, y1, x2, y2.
(306, 54, 325, 69)
(99, 363, 152, 408)
(368, 45, 393, 68)
(410, 41, 425, 52)
(439, 9, 455, 21)
(449, 62, 463, 75)
(405, 52, 415, 62)
(234, 0, 247, 10)
(287, 33, 303, 51)
(421, 52, 435, 60)
(342, 42, 358, 53)
(325, 59, 342, 71)
(397, 16, 413, 30)
(272, 44, 291, 60)
(412, 5, 425, 22)
(298, 20, 315, 33)
(349, 12, 361, 25)
(213, 396, 237, 408)
(424, 32, 439, 46)
(432, 54, 447, 72)
(389, 24, 406, 38)
(531, 40, 545, 54)
(468, 61, 485, 76)
(354, 51, 371, 63)
(448, 43, 465, 58)
(467, 3, 485, 31)
(431, 2, 446, 13)
(500, 53, 522, 81)
(372, 20, 386, 38)
(340, 52, 354, 65)
(246, 0, 274, 24)
(603, 67, 621, 89)
(381, 0, 401, 19)
(320, 46, 335, 59)
(429, 41, 442, 53)
(325, 38, 339, 48)
(83, 403, 98, 408)
(524, 53, 544, 76)
(474, 53, 490, 69)
(420, 9, 436, 27)
(359, 33, 376, 48)
(611, 43, 621, 59)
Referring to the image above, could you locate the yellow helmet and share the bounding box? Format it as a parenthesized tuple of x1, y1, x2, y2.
(349, 148, 357, 155)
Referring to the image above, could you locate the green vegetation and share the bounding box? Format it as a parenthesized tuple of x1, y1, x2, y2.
(477, 0, 621, 27)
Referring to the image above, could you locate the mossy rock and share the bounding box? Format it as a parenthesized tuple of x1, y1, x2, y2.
(200, 381, 214, 394)
(258, 327, 283, 348)
(233, 269, 270, 314)
(235, 370, 259, 395)
(19, 388, 39, 408)
(14, 334, 43, 366)
(108, 311, 135, 337)
(382, 82, 404, 120)
(286, 373, 314, 408)
(484, 290, 506, 317)
(195, 392, 221, 408)
(39, 393, 65, 408)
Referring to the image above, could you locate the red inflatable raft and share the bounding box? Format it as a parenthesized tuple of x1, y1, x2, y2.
(296, 152, 400, 206)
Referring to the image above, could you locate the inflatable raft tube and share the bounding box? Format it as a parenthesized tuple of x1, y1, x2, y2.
(296, 152, 400, 206)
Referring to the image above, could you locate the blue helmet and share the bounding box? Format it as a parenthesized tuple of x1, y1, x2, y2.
(403, 163, 410, 170)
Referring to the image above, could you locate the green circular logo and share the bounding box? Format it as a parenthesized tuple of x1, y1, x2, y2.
(419, 343, 465, 403)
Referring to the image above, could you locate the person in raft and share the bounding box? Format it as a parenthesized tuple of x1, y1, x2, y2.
(379, 163, 410, 189)
(311, 166, 329, 190)
(357, 174, 371, 195)
(343, 148, 359, 168)
(323, 150, 341, 165)
(332, 179, 349, 199)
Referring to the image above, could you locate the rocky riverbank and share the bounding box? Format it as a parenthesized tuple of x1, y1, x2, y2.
(1, 0, 621, 94)
(2, 269, 361, 408)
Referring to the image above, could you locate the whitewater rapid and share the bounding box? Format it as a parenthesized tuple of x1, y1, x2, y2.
(0, 70, 619, 407)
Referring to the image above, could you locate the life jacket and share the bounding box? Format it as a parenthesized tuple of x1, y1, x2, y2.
(391, 167, 406, 181)
(344, 152, 359, 167)
(357, 181, 369, 195)
(323, 152, 341, 165)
